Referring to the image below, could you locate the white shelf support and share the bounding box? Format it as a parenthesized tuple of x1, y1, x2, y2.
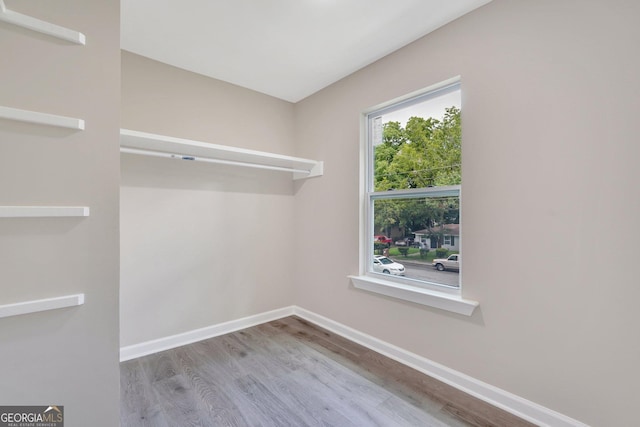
(0, 294, 85, 319)
(0, 105, 85, 130)
(120, 129, 323, 181)
(0, 206, 90, 218)
(0, 0, 86, 45)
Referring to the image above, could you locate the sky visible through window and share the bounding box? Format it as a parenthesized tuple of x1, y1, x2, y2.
(383, 90, 461, 126)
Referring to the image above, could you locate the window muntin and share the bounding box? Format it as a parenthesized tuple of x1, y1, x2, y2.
(366, 80, 461, 290)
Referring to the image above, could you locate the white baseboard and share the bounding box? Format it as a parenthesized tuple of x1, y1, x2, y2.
(119, 305, 586, 427)
(119, 306, 295, 361)
(292, 307, 588, 427)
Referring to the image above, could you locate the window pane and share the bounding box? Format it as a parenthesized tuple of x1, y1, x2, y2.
(372, 196, 460, 288)
(372, 88, 461, 192)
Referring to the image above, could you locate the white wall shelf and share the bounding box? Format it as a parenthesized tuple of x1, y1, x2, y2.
(0, 0, 86, 45)
(0, 206, 90, 218)
(0, 105, 85, 130)
(0, 294, 85, 319)
(120, 129, 323, 180)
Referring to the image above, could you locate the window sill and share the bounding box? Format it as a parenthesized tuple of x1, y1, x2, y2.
(348, 275, 479, 316)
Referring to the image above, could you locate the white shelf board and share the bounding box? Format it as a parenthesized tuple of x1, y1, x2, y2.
(0, 206, 90, 218)
(0, 1, 85, 45)
(120, 129, 323, 180)
(0, 294, 84, 319)
(0, 105, 84, 130)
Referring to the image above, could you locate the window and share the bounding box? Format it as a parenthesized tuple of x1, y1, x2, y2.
(365, 78, 462, 290)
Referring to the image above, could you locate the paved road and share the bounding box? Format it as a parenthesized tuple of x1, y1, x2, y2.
(402, 263, 459, 287)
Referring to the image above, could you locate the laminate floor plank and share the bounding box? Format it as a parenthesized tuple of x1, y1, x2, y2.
(121, 316, 535, 427)
(258, 321, 460, 426)
(273, 317, 536, 427)
(138, 351, 179, 383)
(227, 333, 362, 426)
(196, 331, 365, 426)
(191, 340, 312, 427)
(120, 360, 170, 427)
(263, 318, 451, 416)
(174, 344, 269, 427)
(270, 317, 367, 365)
(231, 325, 399, 426)
(287, 362, 428, 427)
(377, 396, 454, 427)
(172, 347, 254, 426)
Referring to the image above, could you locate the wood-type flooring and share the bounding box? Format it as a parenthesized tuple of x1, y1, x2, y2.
(120, 316, 535, 426)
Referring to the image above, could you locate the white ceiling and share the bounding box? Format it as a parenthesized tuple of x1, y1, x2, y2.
(121, 0, 491, 103)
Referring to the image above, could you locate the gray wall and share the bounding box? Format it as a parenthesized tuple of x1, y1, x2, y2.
(0, 0, 120, 425)
(293, 1, 640, 426)
(120, 52, 297, 346)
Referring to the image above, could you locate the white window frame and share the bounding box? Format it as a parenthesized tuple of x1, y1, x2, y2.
(349, 76, 478, 316)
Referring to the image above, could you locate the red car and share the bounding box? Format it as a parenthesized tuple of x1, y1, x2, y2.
(374, 235, 392, 245)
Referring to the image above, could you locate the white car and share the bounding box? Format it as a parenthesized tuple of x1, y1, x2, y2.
(373, 255, 405, 276)
(432, 254, 460, 271)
